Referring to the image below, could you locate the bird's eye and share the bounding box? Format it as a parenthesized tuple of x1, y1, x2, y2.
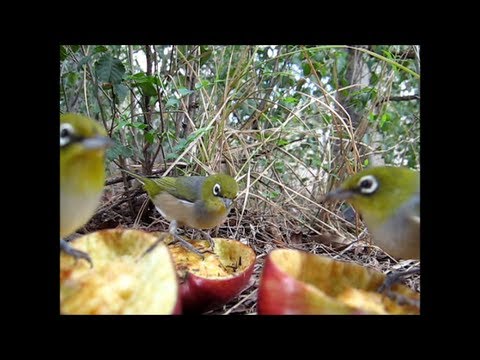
(213, 183, 221, 196)
(60, 123, 75, 147)
(358, 175, 378, 194)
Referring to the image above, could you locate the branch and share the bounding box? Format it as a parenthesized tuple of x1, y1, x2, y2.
(380, 95, 420, 103)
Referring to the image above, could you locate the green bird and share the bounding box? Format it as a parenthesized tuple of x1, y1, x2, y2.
(123, 169, 239, 258)
(60, 113, 112, 266)
(325, 166, 420, 294)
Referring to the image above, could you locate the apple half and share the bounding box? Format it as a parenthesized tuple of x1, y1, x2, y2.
(257, 249, 420, 315)
(167, 237, 256, 314)
(60, 229, 181, 315)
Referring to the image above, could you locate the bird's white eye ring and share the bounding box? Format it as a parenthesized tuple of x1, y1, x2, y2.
(213, 183, 221, 196)
(358, 175, 378, 194)
(60, 123, 75, 147)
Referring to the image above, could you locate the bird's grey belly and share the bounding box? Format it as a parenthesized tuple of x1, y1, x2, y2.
(153, 192, 225, 229)
(370, 195, 420, 260)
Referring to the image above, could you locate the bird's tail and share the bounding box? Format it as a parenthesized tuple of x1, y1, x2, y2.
(121, 168, 147, 184)
(121, 168, 158, 196)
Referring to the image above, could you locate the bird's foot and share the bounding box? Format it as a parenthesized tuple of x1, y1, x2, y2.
(141, 237, 163, 259)
(172, 233, 205, 259)
(60, 239, 93, 268)
(378, 268, 420, 308)
(139, 232, 173, 259)
(378, 268, 420, 293)
(383, 290, 420, 308)
(198, 230, 216, 254)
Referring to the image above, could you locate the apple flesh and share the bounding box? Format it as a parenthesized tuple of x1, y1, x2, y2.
(168, 237, 256, 314)
(257, 249, 420, 315)
(60, 229, 181, 315)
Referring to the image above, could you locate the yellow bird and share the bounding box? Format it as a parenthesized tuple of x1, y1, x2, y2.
(123, 170, 239, 258)
(325, 166, 420, 293)
(60, 113, 112, 266)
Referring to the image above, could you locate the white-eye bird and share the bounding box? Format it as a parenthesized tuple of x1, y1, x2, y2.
(325, 166, 420, 293)
(123, 169, 238, 258)
(60, 113, 112, 266)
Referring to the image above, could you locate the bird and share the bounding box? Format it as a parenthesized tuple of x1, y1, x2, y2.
(325, 166, 420, 295)
(60, 113, 112, 267)
(122, 169, 239, 258)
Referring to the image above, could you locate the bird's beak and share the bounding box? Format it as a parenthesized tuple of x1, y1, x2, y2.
(324, 188, 353, 202)
(82, 135, 114, 150)
(222, 198, 233, 209)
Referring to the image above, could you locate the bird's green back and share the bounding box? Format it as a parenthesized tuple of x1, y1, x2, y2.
(123, 170, 206, 202)
(148, 176, 206, 202)
(123, 170, 238, 205)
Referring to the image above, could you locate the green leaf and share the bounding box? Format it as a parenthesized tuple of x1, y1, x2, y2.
(178, 87, 193, 96)
(93, 45, 108, 54)
(106, 140, 134, 161)
(116, 119, 129, 128)
(61, 45, 80, 61)
(129, 73, 161, 85)
(274, 163, 285, 173)
(166, 138, 189, 160)
(66, 72, 79, 86)
(165, 152, 178, 161)
(94, 54, 126, 84)
(302, 62, 311, 76)
(188, 127, 208, 140)
(77, 54, 93, 70)
(277, 139, 289, 147)
(284, 97, 299, 105)
(60, 46, 69, 61)
(129, 72, 147, 81)
(380, 113, 391, 128)
(113, 83, 128, 103)
(280, 75, 294, 88)
(335, 52, 348, 76)
(166, 97, 179, 107)
(195, 80, 210, 90)
(265, 190, 280, 200)
(145, 130, 156, 144)
(200, 47, 213, 66)
(129, 72, 158, 96)
(138, 82, 157, 97)
(131, 121, 147, 130)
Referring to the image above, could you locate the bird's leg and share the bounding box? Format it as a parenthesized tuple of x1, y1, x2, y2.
(60, 238, 93, 268)
(378, 267, 420, 293)
(383, 291, 420, 308)
(378, 267, 420, 307)
(169, 221, 205, 259)
(197, 230, 215, 254)
(140, 233, 168, 259)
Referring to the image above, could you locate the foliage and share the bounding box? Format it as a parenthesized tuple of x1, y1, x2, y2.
(60, 45, 420, 235)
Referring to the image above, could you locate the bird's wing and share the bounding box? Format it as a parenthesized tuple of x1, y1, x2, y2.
(152, 176, 205, 203)
(390, 192, 419, 226)
(403, 193, 420, 224)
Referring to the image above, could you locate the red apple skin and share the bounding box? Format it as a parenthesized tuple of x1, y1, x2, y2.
(172, 298, 182, 315)
(257, 251, 364, 315)
(257, 253, 313, 315)
(257, 249, 420, 315)
(180, 261, 254, 314)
